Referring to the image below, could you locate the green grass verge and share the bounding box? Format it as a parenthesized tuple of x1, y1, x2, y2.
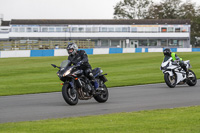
(0, 52, 200, 96)
(0, 106, 200, 133)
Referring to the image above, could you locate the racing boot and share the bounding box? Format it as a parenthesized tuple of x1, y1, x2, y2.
(90, 80, 99, 95)
(94, 80, 99, 91)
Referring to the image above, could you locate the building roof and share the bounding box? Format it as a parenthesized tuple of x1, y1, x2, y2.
(10, 19, 191, 25)
(1, 21, 10, 26)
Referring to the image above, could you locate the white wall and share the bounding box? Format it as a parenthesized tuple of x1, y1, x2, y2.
(148, 48, 163, 52)
(177, 48, 192, 52)
(93, 48, 109, 54)
(54, 49, 68, 56)
(0, 50, 30, 58)
(123, 48, 135, 53)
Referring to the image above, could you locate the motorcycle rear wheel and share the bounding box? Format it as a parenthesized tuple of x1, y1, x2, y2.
(62, 84, 78, 105)
(186, 70, 197, 86)
(164, 73, 177, 88)
(94, 84, 109, 103)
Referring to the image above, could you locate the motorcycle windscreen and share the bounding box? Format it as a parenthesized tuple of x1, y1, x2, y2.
(60, 60, 70, 69)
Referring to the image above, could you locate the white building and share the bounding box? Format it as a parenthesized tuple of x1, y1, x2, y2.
(0, 19, 191, 48)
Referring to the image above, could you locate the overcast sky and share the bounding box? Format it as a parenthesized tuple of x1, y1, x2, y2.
(0, 0, 200, 20)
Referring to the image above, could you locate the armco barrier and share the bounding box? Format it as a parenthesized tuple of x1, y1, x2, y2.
(0, 48, 200, 58)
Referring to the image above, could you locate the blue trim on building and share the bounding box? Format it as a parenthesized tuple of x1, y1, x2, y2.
(192, 48, 200, 52)
(30, 50, 54, 57)
(109, 48, 123, 54)
(0, 51, 1, 58)
(79, 48, 93, 55)
(135, 48, 142, 53)
(145, 48, 148, 53)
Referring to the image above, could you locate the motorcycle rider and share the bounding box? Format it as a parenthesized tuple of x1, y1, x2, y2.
(66, 42, 99, 94)
(163, 48, 189, 77)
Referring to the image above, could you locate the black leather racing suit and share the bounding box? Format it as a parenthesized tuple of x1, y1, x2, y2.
(67, 50, 95, 81)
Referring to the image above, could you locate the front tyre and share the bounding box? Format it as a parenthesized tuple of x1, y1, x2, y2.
(62, 84, 78, 105)
(164, 73, 177, 88)
(94, 84, 109, 103)
(186, 70, 197, 86)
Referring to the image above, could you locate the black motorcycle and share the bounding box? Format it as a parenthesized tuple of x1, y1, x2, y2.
(51, 60, 109, 105)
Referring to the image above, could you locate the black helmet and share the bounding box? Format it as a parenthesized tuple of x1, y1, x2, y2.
(163, 48, 171, 56)
(66, 43, 78, 55)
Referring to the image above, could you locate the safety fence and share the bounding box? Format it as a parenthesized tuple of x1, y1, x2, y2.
(0, 48, 200, 58)
(0, 40, 95, 51)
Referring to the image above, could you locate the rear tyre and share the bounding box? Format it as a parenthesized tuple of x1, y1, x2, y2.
(164, 73, 177, 88)
(186, 70, 197, 86)
(94, 84, 109, 103)
(62, 84, 78, 105)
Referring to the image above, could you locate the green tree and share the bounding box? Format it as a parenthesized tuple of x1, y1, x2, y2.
(146, 0, 182, 19)
(113, 0, 152, 19)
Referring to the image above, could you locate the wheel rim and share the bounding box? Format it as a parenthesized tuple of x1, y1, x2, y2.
(188, 72, 196, 83)
(168, 75, 176, 85)
(99, 87, 108, 99)
(67, 88, 77, 101)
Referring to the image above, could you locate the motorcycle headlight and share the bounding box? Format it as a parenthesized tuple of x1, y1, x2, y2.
(100, 69, 103, 73)
(63, 68, 72, 77)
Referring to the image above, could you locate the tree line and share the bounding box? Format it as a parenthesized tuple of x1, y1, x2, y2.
(113, 0, 200, 46)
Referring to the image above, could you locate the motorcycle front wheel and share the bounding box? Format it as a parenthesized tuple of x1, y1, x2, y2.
(164, 73, 177, 88)
(94, 84, 109, 103)
(62, 83, 78, 105)
(186, 70, 197, 86)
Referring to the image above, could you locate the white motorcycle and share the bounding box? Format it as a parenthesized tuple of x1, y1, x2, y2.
(160, 57, 197, 88)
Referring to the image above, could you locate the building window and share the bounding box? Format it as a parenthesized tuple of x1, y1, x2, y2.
(33, 28, 39, 32)
(26, 27, 32, 32)
(86, 27, 92, 32)
(149, 40, 157, 46)
(12, 28, 18, 32)
(92, 27, 99, 32)
(101, 27, 107, 32)
(169, 40, 179, 46)
(108, 27, 114, 32)
(137, 27, 144, 33)
(19, 27, 25, 32)
(49, 27, 55, 32)
(131, 27, 137, 32)
(101, 40, 109, 47)
(151, 27, 158, 33)
(161, 39, 167, 46)
(115, 27, 121, 32)
(62, 28, 69, 32)
(122, 27, 128, 32)
(181, 27, 187, 32)
(139, 40, 148, 46)
(175, 28, 180, 32)
(168, 27, 174, 32)
(161, 27, 167, 32)
(42, 28, 48, 32)
(56, 27, 62, 32)
(111, 40, 120, 47)
(78, 27, 84, 32)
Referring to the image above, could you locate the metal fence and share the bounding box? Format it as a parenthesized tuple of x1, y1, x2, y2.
(0, 40, 95, 51)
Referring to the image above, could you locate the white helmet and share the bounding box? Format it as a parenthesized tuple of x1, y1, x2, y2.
(66, 43, 78, 55)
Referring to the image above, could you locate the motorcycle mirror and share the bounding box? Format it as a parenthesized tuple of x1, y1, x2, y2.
(51, 64, 57, 68)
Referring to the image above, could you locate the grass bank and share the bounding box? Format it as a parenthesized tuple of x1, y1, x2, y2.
(0, 52, 199, 96)
(0, 106, 200, 133)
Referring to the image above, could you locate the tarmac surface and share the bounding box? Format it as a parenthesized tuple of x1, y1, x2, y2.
(0, 80, 200, 123)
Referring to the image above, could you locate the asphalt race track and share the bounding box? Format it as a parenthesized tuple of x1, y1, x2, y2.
(0, 80, 200, 123)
